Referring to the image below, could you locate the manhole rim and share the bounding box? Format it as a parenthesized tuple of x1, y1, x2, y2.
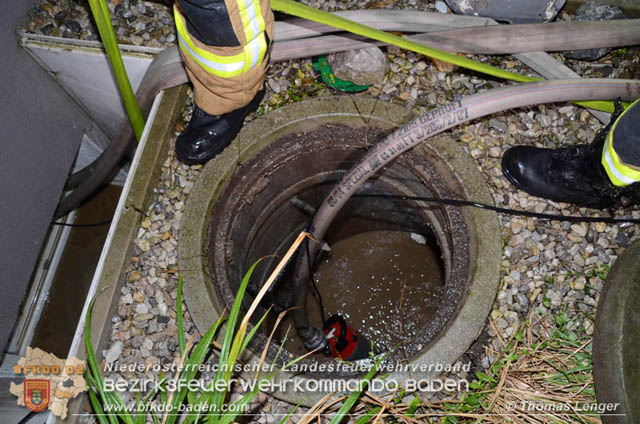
(178, 96, 501, 405)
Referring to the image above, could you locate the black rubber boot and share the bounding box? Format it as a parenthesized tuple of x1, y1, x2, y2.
(175, 88, 265, 165)
(501, 103, 638, 209)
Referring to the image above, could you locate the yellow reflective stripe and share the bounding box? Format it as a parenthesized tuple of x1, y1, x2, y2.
(235, 0, 266, 71)
(602, 142, 635, 186)
(174, 7, 245, 77)
(249, 0, 266, 35)
(237, 0, 265, 42)
(245, 31, 267, 69)
(174, 6, 245, 77)
(601, 98, 640, 186)
(174, 5, 266, 77)
(253, 30, 267, 68)
(602, 128, 640, 186)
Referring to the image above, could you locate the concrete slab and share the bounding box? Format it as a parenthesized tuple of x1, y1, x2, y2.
(54, 85, 187, 424)
(593, 239, 640, 424)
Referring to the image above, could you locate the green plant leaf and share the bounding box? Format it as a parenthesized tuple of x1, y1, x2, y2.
(328, 355, 386, 424)
(85, 295, 135, 424)
(211, 259, 262, 417)
(240, 307, 271, 354)
(407, 396, 420, 417)
(87, 378, 111, 424)
(354, 406, 382, 424)
(167, 315, 225, 424)
(87, 0, 145, 140)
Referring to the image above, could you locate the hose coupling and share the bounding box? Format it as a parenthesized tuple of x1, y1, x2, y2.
(301, 326, 331, 355)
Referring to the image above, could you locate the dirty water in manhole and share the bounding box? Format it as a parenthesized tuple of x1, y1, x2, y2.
(206, 121, 471, 372)
(276, 228, 445, 356)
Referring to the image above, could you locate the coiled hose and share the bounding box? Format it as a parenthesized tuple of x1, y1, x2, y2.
(290, 78, 640, 352)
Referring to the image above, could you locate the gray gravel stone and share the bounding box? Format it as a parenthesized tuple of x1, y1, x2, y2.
(327, 47, 388, 86)
(564, 1, 626, 61)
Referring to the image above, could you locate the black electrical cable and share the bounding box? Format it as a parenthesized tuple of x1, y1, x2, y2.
(353, 193, 640, 224)
(305, 236, 328, 326)
(51, 220, 113, 228)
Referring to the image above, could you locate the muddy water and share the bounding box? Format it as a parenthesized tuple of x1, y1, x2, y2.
(278, 229, 445, 356)
(31, 185, 121, 357)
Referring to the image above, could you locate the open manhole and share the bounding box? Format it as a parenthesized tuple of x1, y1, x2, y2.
(179, 97, 501, 405)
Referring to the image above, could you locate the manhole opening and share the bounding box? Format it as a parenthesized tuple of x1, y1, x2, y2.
(208, 123, 474, 377)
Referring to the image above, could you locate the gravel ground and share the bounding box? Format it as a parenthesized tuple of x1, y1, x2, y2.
(23, 0, 435, 46)
(28, 0, 640, 421)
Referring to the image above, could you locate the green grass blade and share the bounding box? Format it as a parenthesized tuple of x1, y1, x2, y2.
(279, 403, 300, 424)
(211, 260, 262, 413)
(135, 391, 146, 424)
(87, 0, 145, 140)
(328, 355, 385, 424)
(84, 297, 104, 387)
(220, 260, 261, 366)
(158, 372, 168, 406)
(85, 296, 136, 424)
(354, 407, 382, 424)
(406, 396, 420, 417)
(86, 374, 119, 424)
(215, 382, 262, 424)
(167, 316, 225, 424)
(240, 308, 271, 353)
(177, 276, 187, 355)
(87, 380, 112, 424)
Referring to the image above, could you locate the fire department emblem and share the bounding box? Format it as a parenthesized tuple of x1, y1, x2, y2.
(24, 379, 50, 412)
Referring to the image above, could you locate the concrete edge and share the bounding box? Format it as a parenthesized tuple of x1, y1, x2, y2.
(179, 96, 501, 406)
(408, 137, 501, 402)
(593, 239, 640, 423)
(54, 85, 187, 424)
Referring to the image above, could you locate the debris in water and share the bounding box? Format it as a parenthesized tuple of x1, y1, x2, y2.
(410, 232, 427, 245)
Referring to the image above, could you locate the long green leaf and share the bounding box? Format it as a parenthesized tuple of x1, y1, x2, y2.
(354, 407, 382, 424)
(87, 0, 145, 140)
(167, 315, 225, 424)
(135, 391, 145, 424)
(406, 395, 420, 417)
(210, 260, 262, 416)
(215, 381, 262, 424)
(270, 0, 616, 113)
(240, 307, 271, 353)
(328, 355, 386, 424)
(86, 373, 120, 424)
(85, 295, 136, 424)
(87, 379, 111, 424)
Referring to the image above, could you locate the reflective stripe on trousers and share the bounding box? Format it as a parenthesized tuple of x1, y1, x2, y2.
(174, 4, 267, 78)
(602, 98, 640, 187)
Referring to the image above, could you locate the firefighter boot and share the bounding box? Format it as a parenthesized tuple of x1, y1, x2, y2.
(501, 102, 638, 209)
(175, 88, 265, 165)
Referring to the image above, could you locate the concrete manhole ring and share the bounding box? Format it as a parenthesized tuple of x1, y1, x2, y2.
(593, 239, 640, 423)
(178, 96, 501, 405)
